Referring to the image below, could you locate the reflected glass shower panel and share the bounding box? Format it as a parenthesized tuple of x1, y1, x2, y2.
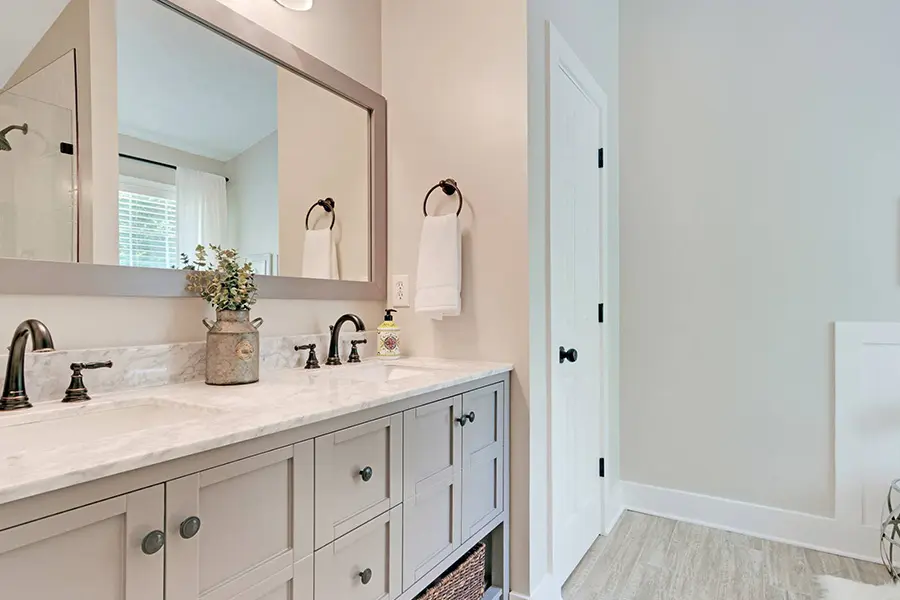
(0, 90, 76, 262)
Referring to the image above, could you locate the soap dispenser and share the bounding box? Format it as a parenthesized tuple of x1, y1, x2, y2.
(377, 309, 401, 359)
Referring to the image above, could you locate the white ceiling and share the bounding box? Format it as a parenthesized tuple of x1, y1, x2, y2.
(117, 0, 278, 162)
(1, 0, 71, 88)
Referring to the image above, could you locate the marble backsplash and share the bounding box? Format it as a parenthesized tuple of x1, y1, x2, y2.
(0, 330, 377, 405)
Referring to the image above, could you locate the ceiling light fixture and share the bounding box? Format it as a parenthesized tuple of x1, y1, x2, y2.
(274, 0, 313, 10)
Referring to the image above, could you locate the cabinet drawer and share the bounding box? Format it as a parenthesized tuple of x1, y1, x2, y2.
(314, 506, 402, 600)
(315, 414, 403, 547)
(461, 383, 505, 539)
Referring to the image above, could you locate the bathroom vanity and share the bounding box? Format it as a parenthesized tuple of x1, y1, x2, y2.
(0, 359, 511, 600)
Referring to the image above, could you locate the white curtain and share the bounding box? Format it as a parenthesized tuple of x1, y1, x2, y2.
(176, 167, 227, 258)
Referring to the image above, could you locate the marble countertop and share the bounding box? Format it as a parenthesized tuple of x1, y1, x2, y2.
(0, 357, 512, 506)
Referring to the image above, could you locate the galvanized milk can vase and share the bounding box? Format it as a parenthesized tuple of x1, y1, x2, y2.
(183, 245, 262, 385)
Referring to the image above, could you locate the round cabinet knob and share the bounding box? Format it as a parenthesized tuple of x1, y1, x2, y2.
(179, 516, 202, 539)
(359, 466, 374, 482)
(466, 411, 476, 423)
(455, 415, 468, 427)
(559, 346, 579, 364)
(141, 530, 166, 555)
(359, 568, 373, 585)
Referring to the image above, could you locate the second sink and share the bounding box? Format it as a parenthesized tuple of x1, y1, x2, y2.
(327, 364, 430, 384)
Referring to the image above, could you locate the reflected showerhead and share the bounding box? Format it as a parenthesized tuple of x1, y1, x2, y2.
(0, 123, 28, 151)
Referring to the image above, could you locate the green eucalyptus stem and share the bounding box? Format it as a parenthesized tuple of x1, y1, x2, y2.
(183, 245, 258, 312)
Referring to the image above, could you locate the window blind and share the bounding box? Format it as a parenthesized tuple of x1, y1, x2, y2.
(118, 176, 178, 269)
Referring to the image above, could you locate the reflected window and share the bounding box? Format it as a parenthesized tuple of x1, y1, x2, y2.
(118, 175, 178, 269)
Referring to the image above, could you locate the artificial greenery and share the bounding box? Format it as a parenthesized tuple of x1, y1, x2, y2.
(182, 245, 258, 311)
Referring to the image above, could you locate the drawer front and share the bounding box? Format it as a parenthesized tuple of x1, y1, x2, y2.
(314, 506, 402, 600)
(315, 415, 403, 547)
(402, 397, 462, 590)
(461, 384, 505, 539)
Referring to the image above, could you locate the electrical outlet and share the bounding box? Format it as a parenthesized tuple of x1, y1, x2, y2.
(392, 274, 410, 307)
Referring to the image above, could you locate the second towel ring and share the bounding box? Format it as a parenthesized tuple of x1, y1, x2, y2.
(423, 179, 463, 217)
(305, 198, 336, 230)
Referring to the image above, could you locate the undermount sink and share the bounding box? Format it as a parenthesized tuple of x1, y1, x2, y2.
(0, 400, 220, 455)
(328, 364, 431, 384)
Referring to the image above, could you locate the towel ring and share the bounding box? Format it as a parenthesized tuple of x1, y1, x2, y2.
(423, 179, 463, 217)
(305, 198, 336, 230)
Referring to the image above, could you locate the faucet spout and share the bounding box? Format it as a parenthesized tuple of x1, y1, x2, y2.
(1, 319, 55, 410)
(327, 314, 366, 366)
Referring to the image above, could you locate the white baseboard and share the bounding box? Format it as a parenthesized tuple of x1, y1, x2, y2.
(605, 481, 626, 534)
(621, 481, 881, 563)
(510, 574, 562, 600)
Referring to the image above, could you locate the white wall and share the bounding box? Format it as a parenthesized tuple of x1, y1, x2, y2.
(226, 131, 278, 261)
(0, 0, 383, 350)
(620, 0, 900, 517)
(526, 0, 620, 594)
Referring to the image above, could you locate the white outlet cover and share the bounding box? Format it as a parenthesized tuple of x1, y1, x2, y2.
(392, 274, 410, 307)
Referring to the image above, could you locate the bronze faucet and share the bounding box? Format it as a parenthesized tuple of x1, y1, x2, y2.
(327, 314, 366, 366)
(1, 319, 55, 410)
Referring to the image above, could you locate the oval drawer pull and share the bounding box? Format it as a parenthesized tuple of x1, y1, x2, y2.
(179, 516, 202, 539)
(359, 568, 373, 585)
(141, 530, 165, 555)
(359, 466, 373, 482)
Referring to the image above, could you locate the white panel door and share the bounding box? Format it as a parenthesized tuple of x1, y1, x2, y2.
(548, 23, 608, 582)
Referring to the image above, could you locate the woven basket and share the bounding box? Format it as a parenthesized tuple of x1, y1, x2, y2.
(416, 543, 487, 600)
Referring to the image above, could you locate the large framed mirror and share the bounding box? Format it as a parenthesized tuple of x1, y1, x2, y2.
(0, 0, 386, 299)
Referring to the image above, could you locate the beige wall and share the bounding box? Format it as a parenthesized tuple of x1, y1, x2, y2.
(620, 0, 900, 516)
(277, 69, 370, 281)
(382, 0, 529, 593)
(119, 134, 231, 183)
(0, 0, 383, 349)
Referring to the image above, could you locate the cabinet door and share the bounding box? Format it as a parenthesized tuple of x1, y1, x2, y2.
(402, 396, 462, 590)
(461, 383, 505, 539)
(315, 414, 403, 547)
(166, 442, 314, 600)
(0, 485, 164, 600)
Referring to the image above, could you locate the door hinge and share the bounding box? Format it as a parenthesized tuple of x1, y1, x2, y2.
(598, 303, 604, 323)
(60, 142, 74, 156)
(599, 458, 605, 478)
(598, 148, 604, 169)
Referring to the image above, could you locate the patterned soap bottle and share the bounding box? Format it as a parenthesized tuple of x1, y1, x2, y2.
(377, 309, 401, 359)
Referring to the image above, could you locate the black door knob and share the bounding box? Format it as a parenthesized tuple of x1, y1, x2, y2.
(359, 568, 373, 585)
(559, 347, 578, 364)
(359, 466, 374, 482)
(141, 530, 166, 555)
(179, 516, 202, 539)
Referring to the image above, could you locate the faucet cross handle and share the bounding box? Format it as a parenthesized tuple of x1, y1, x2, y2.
(295, 344, 321, 370)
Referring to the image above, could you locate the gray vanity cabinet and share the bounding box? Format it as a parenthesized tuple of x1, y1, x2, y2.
(461, 384, 505, 541)
(401, 396, 463, 589)
(165, 442, 314, 600)
(0, 485, 165, 600)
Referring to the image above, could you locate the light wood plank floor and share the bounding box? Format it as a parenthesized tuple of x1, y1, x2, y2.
(562, 511, 891, 600)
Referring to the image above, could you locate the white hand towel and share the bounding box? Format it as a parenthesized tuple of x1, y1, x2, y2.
(301, 229, 340, 280)
(415, 215, 461, 320)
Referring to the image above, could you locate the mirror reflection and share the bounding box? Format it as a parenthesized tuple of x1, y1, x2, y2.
(0, 0, 372, 282)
